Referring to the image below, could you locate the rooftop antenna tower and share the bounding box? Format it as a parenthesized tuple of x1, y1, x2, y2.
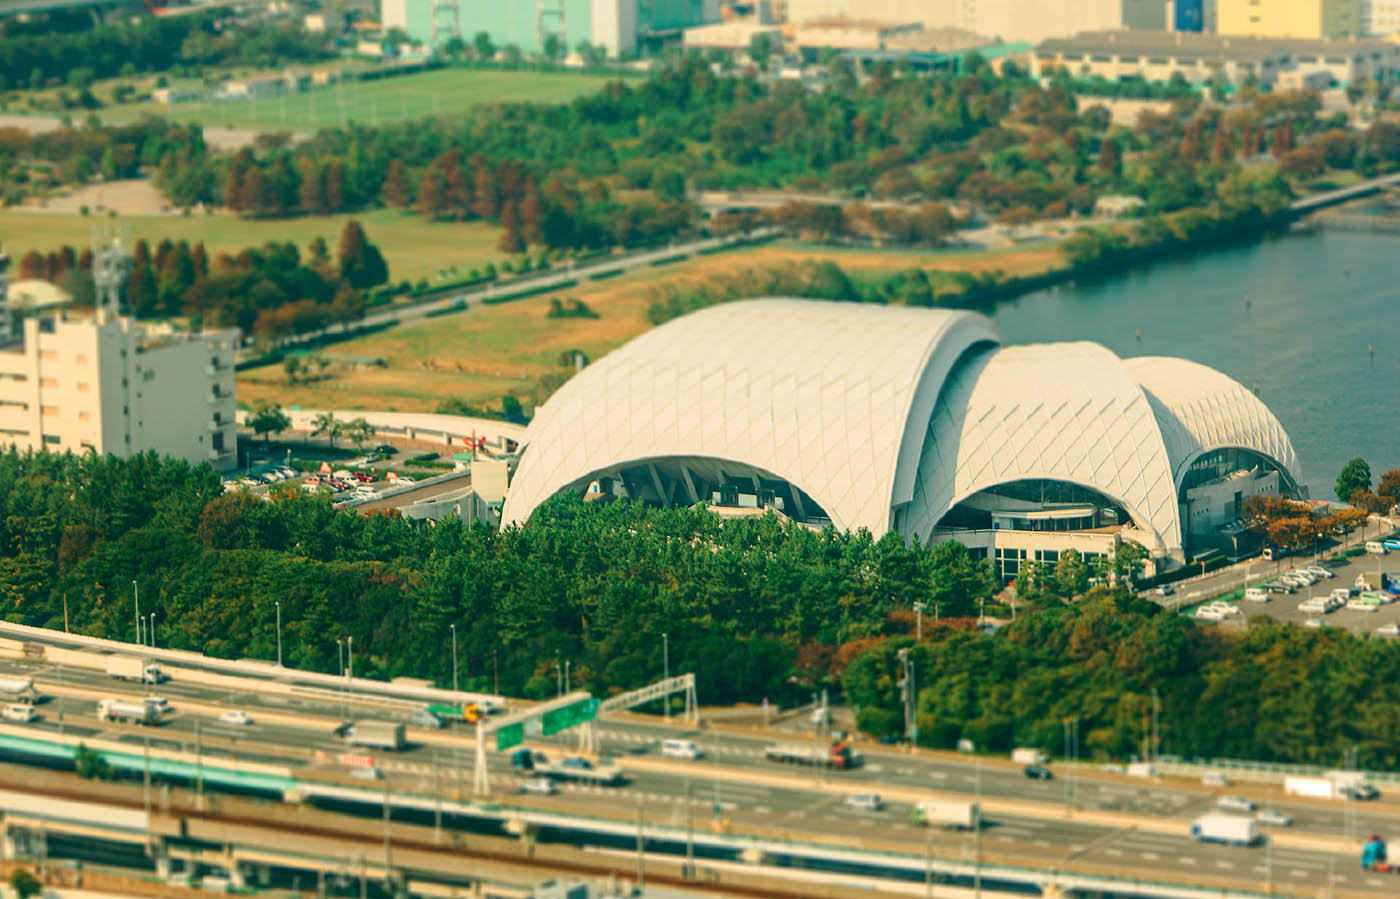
(91, 221, 132, 318)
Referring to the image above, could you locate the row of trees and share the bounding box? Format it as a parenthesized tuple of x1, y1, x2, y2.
(0, 451, 997, 708)
(0, 11, 329, 90)
(18, 220, 386, 339)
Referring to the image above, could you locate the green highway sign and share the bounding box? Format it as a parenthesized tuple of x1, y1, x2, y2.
(541, 698, 598, 736)
(495, 722, 524, 752)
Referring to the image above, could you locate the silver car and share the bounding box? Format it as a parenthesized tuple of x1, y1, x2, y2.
(520, 777, 558, 795)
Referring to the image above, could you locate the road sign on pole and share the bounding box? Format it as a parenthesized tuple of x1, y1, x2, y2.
(496, 722, 524, 752)
(541, 698, 597, 735)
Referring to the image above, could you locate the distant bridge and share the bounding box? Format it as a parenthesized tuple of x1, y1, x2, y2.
(1290, 170, 1400, 214)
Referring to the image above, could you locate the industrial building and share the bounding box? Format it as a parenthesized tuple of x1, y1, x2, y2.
(775, 0, 1172, 43)
(501, 300, 1303, 576)
(0, 243, 238, 472)
(380, 0, 721, 58)
(1034, 29, 1399, 86)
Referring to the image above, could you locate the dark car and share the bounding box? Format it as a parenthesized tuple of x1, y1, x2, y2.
(510, 748, 534, 772)
(375, 445, 398, 455)
(1024, 763, 1054, 780)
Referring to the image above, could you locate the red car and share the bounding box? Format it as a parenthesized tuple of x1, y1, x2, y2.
(352, 471, 375, 483)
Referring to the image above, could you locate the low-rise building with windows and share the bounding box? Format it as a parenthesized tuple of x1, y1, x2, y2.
(0, 308, 238, 471)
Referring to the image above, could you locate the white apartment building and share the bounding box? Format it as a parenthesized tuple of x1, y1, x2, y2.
(779, 0, 1169, 42)
(0, 308, 239, 471)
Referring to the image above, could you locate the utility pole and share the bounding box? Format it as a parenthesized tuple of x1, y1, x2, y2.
(663, 632, 670, 720)
(897, 647, 917, 747)
(450, 624, 458, 693)
(149, 612, 156, 648)
(133, 580, 140, 645)
(275, 601, 282, 667)
(913, 601, 925, 641)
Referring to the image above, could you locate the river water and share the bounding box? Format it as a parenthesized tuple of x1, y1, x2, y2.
(987, 228, 1400, 500)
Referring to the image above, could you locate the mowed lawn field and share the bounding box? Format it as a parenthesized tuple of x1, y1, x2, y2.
(236, 241, 1066, 414)
(0, 208, 504, 285)
(119, 68, 630, 131)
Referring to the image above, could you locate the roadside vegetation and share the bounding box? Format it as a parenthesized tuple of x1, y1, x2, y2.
(4, 451, 1399, 767)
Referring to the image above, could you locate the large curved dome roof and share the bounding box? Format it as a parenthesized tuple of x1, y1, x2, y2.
(500, 299, 1000, 533)
(1126, 356, 1302, 490)
(501, 298, 1301, 563)
(905, 342, 1180, 553)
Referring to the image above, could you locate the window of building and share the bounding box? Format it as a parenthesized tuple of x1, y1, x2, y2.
(39, 350, 56, 361)
(212, 432, 226, 452)
(39, 378, 57, 389)
(143, 370, 155, 382)
(0, 428, 28, 437)
(40, 406, 57, 416)
(77, 382, 89, 393)
(0, 373, 25, 382)
(75, 354, 88, 365)
(77, 411, 90, 421)
(42, 434, 59, 444)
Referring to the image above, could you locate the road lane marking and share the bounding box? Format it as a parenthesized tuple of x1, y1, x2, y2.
(1215, 861, 1233, 869)
(1179, 858, 1196, 865)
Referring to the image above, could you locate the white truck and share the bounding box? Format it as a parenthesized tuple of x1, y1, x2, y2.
(0, 676, 40, 704)
(342, 721, 406, 752)
(911, 799, 980, 830)
(1285, 772, 1379, 800)
(538, 754, 626, 787)
(1011, 747, 1048, 764)
(106, 657, 166, 684)
(1191, 812, 1259, 846)
(96, 698, 158, 725)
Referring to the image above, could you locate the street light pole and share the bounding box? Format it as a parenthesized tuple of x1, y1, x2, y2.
(133, 580, 140, 646)
(450, 624, 458, 693)
(913, 601, 925, 642)
(663, 632, 670, 720)
(149, 613, 156, 649)
(275, 601, 282, 668)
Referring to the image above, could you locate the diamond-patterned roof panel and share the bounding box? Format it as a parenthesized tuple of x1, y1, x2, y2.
(1125, 356, 1302, 490)
(501, 299, 998, 533)
(906, 342, 1182, 555)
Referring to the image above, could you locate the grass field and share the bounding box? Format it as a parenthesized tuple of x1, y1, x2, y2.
(101, 67, 627, 131)
(236, 241, 1067, 414)
(0, 208, 505, 285)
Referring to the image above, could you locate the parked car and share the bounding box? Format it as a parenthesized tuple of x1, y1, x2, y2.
(1304, 565, 1334, 579)
(1378, 623, 1400, 637)
(352, 471, 375, 483)
(375, 445, 398, 456)
(1202, 771, 1230, 787)
(1302, 618, 1325, 629)
(394, 477, 416, 486)
(1256, 809, 1293, 827)
(1154, 584, 1175, 596)
(1265, 581, 1295, 594)
(1217, 795, 1257, 813)
(218, 709, 252, 726)
(520, 777, 557, 795)
(1383, 539, 1400, 552)
(1024, 763, 1054, 780)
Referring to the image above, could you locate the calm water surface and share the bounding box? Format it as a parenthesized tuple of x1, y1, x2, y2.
(988, 229, 1400, 499)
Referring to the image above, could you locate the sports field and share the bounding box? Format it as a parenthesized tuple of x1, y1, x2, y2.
(126, 67, 627, 131)
(0, 208, 505, 286)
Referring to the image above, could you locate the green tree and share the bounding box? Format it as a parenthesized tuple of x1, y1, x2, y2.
(248, 401, 291, 443)
(473, 31, 495, 61)
(1377, 469, 1400, 509)
(283, 355, 301, 384)
(8, 868, 40, 899)
(1336, 457, 1372, 504)
(1053, 549, 1090, 596)
(341, 417, 374, 451)
(748, 33, 773, 71)
(337, 220, 389, 290)
(311, 411, 341, 446)
(73, 743, 110, 780)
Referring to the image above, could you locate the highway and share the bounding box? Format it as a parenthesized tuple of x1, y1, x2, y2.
(0, 650, 1394, 896)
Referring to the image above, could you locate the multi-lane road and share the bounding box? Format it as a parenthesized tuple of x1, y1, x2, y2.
(0, 648, 1394, 895)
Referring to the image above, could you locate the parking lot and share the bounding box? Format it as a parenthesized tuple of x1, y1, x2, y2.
(1198, 547, 1400, 637)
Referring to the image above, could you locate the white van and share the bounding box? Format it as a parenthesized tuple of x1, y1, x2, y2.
(1243, 587, 1269, 602)
(1366, 541, 1387, 555)
(661, 739, 702, 760)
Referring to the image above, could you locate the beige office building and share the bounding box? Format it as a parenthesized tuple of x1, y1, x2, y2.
(1217, 0, 1363, 38)
(780, 0, 1169, 42)
(0, 309, 239, 471)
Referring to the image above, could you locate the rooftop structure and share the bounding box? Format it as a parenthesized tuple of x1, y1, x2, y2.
(1217, 0, 1362, 40)
(501, 299, 1303, 574)
(1035, 28, 1399, 85)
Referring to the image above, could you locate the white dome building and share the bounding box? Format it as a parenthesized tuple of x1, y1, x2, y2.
(501, 299, 1302, 575)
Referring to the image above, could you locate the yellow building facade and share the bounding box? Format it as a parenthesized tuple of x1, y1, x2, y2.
(1218, 0, 1363, 39)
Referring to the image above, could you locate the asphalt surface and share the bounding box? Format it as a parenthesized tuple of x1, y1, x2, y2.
(1, 655, 1395, 894)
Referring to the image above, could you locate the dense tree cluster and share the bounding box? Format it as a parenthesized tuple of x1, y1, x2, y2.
(0, 451, 997, 708)
(22, 221, 384, 338)
(0, 11, 329, 91)
(845, 586, 1400, 768)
